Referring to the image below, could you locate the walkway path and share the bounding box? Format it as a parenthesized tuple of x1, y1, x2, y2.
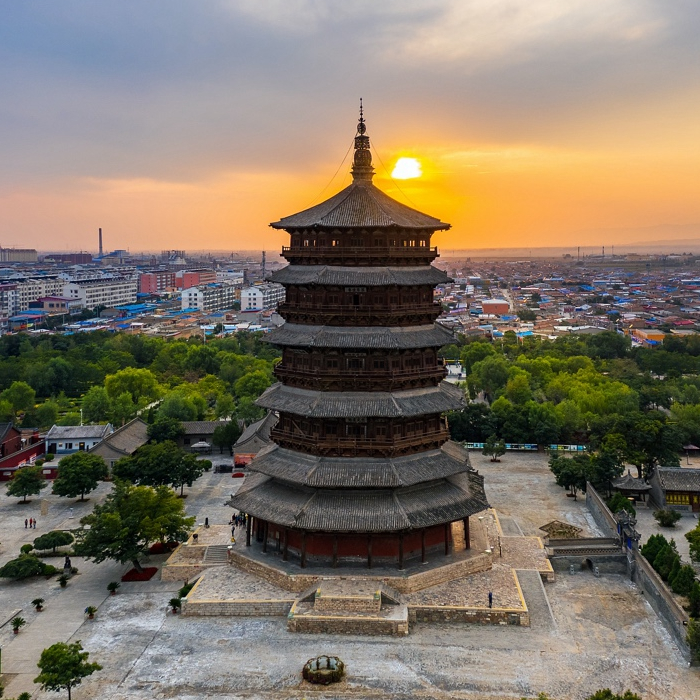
(516, 569, 556, 631)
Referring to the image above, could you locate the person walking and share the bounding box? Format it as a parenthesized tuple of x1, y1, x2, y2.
(25, 518, 28, 528)
(488, 591, 493, 609)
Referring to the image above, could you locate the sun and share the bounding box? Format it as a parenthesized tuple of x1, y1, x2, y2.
(391, 157, 422, 179)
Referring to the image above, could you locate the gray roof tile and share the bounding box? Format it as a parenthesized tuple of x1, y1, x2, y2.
(269, 265, 449, 287)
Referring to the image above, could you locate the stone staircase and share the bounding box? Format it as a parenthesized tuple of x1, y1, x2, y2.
(203, 544, 230, 565)
(287, 579, 408, 636)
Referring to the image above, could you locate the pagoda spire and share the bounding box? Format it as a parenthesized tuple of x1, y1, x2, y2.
(351, 98, 374, 182)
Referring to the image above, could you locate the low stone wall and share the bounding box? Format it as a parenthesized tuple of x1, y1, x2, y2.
(160, 541, 208, 582)
(315, 595, 380, 614)
(229, 547, 492, 594)
(549, 554, 628, 574)
(183, 599, 291, 617)
(631, 550, 692, 663)
(408, 606, 529, 626)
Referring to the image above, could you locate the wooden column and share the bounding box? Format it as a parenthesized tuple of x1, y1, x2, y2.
(246, 515, 251, 547)
(282, 528, 288, 561)
(332, 535, 338, 568)
(367, 535, 373, 569)
(421, 528, 426, 563)
(262, 521, 269, 553)
(463, 517, 470, 550)
(301, 532, 307, 568)
(444, 522, 450, 556)
(398, 533, 404, 570)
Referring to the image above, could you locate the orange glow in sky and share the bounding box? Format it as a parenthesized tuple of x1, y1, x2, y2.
(1, 3, 700, 253)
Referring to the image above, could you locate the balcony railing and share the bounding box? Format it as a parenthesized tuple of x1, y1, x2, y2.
(282, 246, 439, 258)
(270, 427, 450, 457)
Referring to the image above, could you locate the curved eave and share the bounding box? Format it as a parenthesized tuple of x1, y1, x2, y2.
(230, 470, 488, 533)
(247, 440, 472, 488)
(270, 181, 450, 231)
(266, 323, 455, 350)
(256, 382, 465, 418)
(269, 264, 449, 287)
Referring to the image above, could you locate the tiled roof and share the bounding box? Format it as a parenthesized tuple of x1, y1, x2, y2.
(267, 323, 454, 349)
(657, 467, 700, 492)
(270, 181, 449, 231)
(46, 424, 112, 440)
(181, 421, 229, 435)
(269, 265, 448, 287)
(230, 470, 488, 533)
(249, 440, 471, 488)
(90, 418, 148, 456)
(235, 412, 278, 448)
(256, 382, 465, 418)
(612, 471, 651, 491)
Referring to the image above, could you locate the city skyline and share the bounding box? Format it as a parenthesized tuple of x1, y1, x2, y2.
(2, 2, 700, 252)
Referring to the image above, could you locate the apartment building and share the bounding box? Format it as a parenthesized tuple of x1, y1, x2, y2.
(13, 277, 65, 311)
(139, 270, 176, 294)
(63, 277, 138, 309)
(181, 283, 238, 312)
(240, 283, 285, 312)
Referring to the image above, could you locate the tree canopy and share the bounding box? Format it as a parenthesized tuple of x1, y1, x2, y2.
(52, 452, 108, 501)
(7, 465, 47, 503)
(112, 441, 205, 495)
(75, 482, 195, 572)
(35, 641, 102, 700)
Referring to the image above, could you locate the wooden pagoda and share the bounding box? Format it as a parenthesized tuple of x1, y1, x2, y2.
(232, 106, 489, 568)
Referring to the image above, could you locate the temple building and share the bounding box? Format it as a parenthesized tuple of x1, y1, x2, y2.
(231, 107, 489, 568)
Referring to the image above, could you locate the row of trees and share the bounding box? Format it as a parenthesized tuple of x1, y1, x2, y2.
(0, 330, 278, 428)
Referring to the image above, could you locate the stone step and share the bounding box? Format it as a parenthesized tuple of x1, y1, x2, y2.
(204, 545, 230, 564)
(288, 600, 409, 636)
(314, 579, 382, 613)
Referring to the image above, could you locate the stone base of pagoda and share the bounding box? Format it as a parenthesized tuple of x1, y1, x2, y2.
(245, 516, 476, 570)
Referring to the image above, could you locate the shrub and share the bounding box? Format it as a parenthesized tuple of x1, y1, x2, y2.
(45, 453, 55, 461)
(42, 564, 58, 577)
(667, 558, 681, 588)
(653, 545, 680, 581)
(0, 554, 54, 580)
(20, 543, 34, 555)
(608, 492, 636, 517)
(33, 530, 75, 553)
(169, 597, 182, 611)
(671, 565, 697, 597)
(178, 582, 195, 598)
(641, 533, 668, 564)
(11, 616, 26, 631)
(654, 508, 682, 528)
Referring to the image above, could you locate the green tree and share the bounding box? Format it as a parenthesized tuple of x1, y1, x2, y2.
(641, 534, 669, 565)
(0, 554, 56, 580)
(212, 420, 242, 455)
(147, 417, 185, 443)
(482, 434, 505, 462)
(689, 581, 700, 618)
(34, 641, 102, 700)
(1, 381, 36, 416)
(671, 564, 696, 596)
(459, 340, 495, 376)
(110, 391, 136, 426)
(607, 492, 636, 517)
(35, 400, 60, 429)
(471, 355, 510, 401)
(57, 412, 81, 427)
(81, 386, 112, 423)
(686, 618, 700, 665)
(653, 508, 682, 528)
(52, 452, 108, 501)
(33, 530, 75, 553)
(234, 370, 271, 399)
(236, 396, 264, 425)
(585, 691, 641, 700)
(215, 394, 235, 419)
(549, 453, 590, 500)
(686, 523, 700, 563)
(75, 482, 195, 572)
(447, 403, 498, 442)
(7, 465, 47, 503)
(112, 441, 205, 496)
(653, 544, 680, 581)
(104, 367, 161, 405)
(157, 391, 200, 421)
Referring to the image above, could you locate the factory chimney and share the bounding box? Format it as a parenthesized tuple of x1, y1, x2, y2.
(98, 228, 103, 257)
(261, 250, 266, 279)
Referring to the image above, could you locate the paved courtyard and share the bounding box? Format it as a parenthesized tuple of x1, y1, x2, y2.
(0, 450, 698, 700)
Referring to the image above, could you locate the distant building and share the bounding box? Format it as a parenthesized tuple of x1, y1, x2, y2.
(89, 417, 149, 471)
(176, 269, 217, 289)
(233, 413, 277, 467)
(481, 299, 510, 315)
(46, 424, 114, 456)
(43, 253, 93, 265)
(0, 247, 38, 263)
(0, 283, 18, 328)
(63, 278, 138, 309)
(240, 283, 285, 312)
(139, 270, 176, 294)
(12, 277, 65, 311)
(29, 296, 82, 315)
(181, 283, 237, 312)
(649, 467, 700, 512)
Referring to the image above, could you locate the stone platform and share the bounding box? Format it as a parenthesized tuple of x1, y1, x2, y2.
(177, 510, 554, 633)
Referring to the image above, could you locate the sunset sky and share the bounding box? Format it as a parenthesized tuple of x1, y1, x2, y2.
(2, 1, 700, 253)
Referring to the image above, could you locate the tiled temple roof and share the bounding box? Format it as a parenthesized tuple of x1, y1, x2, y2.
(256, 382, 465, 418)
(231, 470, 488, 533)
(270, 181, 449, 231)
(249, 440, 471, 488)
(269, 264, 449, 287)
(266, 323, 454, 349)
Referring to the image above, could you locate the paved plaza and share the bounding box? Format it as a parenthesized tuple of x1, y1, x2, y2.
(0, 451, 698, 699)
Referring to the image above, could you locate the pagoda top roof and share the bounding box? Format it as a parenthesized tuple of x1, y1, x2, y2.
(270, 180, 450, 231)
(270, 105, 450, 232)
